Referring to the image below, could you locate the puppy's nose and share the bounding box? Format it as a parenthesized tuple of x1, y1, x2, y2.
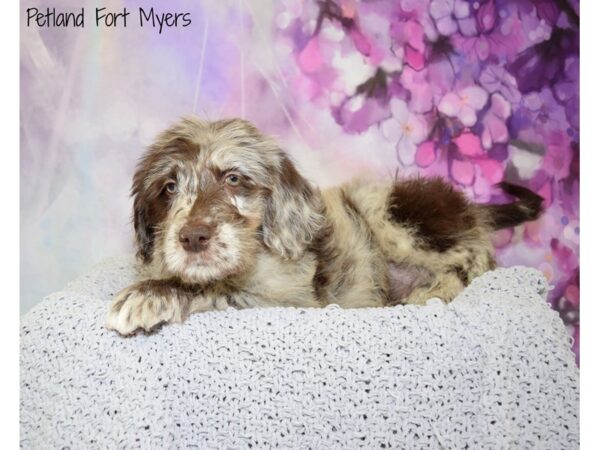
(178, 224, 213, 253)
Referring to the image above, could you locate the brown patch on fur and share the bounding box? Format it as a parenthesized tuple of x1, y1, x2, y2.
(135, 278, 199, 297)
(187, 183, 246, 229)
(261, 155, 324, 260)
(111, 292, 132, 313)
(486, 252, 497, 270)
(132, 183, 170, 263)
(340, 190, 363, 221)
(388, 177, 477, 252)
(131, 136, 201, 263)
(136, 279, 200, 320)
(308, 215, 338, 304)
(452, 265, 469, 286)
(313, 190, 389, 304)
(279, 157, 314, 200)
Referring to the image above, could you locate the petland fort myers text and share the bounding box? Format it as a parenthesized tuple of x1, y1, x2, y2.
(26, 7, 191, 34)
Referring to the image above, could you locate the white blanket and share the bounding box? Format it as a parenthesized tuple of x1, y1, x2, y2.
(20, 256, 579, 449)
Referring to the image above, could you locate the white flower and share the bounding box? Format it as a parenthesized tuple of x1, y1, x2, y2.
(438, 86, 489, 126)
(430, 0, 477, 36)
(380, 100, 428, 166)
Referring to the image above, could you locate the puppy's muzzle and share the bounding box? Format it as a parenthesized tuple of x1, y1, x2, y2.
(178, 222, 214, 253)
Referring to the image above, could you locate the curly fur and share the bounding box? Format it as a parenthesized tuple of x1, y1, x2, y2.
(106, 117, 543, 335)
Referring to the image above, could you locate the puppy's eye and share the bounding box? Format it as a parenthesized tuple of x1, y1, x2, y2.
(164, 181, 178, 195)
(225, 173, 241, 186)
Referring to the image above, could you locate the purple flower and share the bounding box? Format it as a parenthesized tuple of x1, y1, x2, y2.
(507, 28, 578, 94)
(530, 0, 561, 26)
(552, 56, 579, 130)
(481, 93, 511, 149)
(475, 0, 498, 34)
(333, 96, 391, 135)
(480, 65, 521, 104)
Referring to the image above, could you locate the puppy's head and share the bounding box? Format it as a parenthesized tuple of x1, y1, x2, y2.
(132, 117, 323, 284)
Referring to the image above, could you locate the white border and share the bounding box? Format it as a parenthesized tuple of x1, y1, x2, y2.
(580, 0, 597, 448)
(8, 1, 590, 447)
(1, 0, 20, 446)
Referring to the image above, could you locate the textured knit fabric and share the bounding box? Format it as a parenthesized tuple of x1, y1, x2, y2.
(20, 256, 579, 449)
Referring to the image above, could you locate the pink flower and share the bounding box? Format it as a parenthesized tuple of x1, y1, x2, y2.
(452, 131, 504, 187)
(415, 141, 437, 167)
(453, 131, 484, 156)
(400, 67, 433, 113)
(405, 46, 425, 70)
(297, 37, 323, 74)
(475, 158, 504, 184)
(401, 20, 425, 53)
(438, 86, 488, 126)
(481, 93, 511, 149)
(450, 159, 475, 185)
(349, 26, 372, 56)
(401, 0, 426, 13)
(542, 130, 574, 182)
(339, 0, 357, 18)
(390, 20, 426, 71)
(380, 99, 428, 166)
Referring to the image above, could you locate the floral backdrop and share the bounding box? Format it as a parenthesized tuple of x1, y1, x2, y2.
(21, 0, 579, 359)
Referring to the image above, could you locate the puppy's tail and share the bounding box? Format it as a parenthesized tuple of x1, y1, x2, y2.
(481, 182, 544, 230)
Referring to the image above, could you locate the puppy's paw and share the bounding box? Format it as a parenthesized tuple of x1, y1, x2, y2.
(105, 283, 178, 336)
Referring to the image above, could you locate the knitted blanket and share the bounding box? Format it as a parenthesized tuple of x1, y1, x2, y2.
(20, 256, 579, 449)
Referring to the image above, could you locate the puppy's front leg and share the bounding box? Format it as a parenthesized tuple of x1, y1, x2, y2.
(105, 279, 225, 336)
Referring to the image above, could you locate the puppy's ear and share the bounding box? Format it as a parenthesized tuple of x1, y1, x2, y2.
(131, 162, 158, 264)
(133, 194, 154, 263)
(262, 155, 324, 259)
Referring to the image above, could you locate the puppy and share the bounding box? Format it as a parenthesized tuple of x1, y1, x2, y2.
(106, 117, 543, 335)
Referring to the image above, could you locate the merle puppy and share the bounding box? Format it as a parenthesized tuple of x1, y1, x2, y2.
(106, 117, 543, 335)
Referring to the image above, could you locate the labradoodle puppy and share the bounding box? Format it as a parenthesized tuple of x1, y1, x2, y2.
(106, 117, 543, 335)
